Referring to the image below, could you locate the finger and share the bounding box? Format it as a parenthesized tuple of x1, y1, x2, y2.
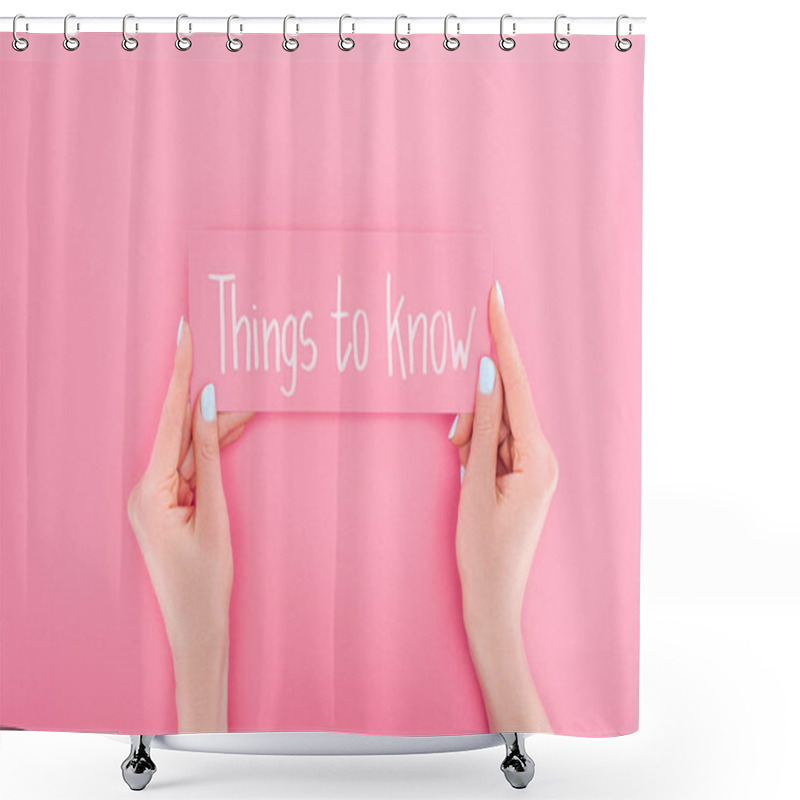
(177, 473, 194, 507)
(498, 434, 514, 476)
(452, 413, 508, 448)
(467, 421, 509, 478)
(458, 441, 471, 471)
(177, 397, 192, 472)
(147, 316, 193, 479)
(179, 422, 245, 481)
(448, 412, 474, 447)
(452, 417, 507, 471)
(463, 355, 504, 492)
(217, 410, 255, 430)
(488, 281, 542, 462)
(179, 415, 251, 482)
(451, 412, 507, 476)
(220, 424, 247, 448)
(191, 383, 227, 534)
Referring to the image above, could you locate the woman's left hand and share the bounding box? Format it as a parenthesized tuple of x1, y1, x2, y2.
(126, 317, 252, 732)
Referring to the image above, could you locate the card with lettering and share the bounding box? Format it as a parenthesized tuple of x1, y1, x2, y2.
(188, 230, 493, 413)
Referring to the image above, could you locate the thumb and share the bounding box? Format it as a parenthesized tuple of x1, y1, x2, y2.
(464, 356, 504, 492)
(192, 383, 226, 533)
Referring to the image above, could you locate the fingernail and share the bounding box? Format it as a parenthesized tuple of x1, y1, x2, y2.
(495, 280, 505, 309)
(177, 315, 184, 346)
(479, 356, 496, 395)
(460, 465, 465, 484)
(201, 383, 216, 422)
(448, 414, 459, 440)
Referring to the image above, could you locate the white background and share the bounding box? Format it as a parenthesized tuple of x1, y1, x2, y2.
(1, 1, 799, 798)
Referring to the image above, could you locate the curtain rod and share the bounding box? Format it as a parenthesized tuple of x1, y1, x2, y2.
(1, 16, 646, 36)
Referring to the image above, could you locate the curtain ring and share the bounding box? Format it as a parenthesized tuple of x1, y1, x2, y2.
(12, 14, 29, 51)
(121, 14, 139, 51)
(339, 14, 355, 51)
(175, 14, 192, 51)
(443, 14, 460, 51)
(615, 14, 632, 51)
(283, 15, 299, 51)
(553, 14, 570, 51)
(63, 13, 80, 51)
(499, 14, 515, 51)
(226, 15, 243, 51)
(394, 14, 410, 51)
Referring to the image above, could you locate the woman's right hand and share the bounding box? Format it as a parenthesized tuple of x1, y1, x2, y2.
(449, 282, 558, 732)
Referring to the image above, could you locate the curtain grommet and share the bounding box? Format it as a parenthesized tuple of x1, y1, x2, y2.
(282, 15, 299, 51)
(63, 13, 80, 51)
(226, 15, 243, 52)
(12, 14, 30, 51)
(443, 14, 460, 51)
(394, 15, 411, 51)
(615, 15, 632, 51)
(553, 14, 570, 51)
(12, 14, 29, 51)
(175, 14, 192, 51)
(338, 14, 355, 51)
(499, 14, 516, 51)
(121, 14, 139, 51)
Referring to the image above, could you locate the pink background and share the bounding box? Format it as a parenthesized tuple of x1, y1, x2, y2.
(0, 33, 643, 736)
(188, 230, 493, 413)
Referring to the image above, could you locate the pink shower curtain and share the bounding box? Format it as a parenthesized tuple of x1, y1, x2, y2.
(1, 31, 644, 736)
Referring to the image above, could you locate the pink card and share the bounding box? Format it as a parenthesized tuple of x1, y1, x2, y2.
(188, 230, 493, 413)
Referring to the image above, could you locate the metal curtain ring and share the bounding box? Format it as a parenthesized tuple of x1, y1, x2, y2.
(443, 14, 460, 51)
(553, 14, 570, 51)
(12, 14, 29, 51)
(226, 15, 243, 51)
(63, 13, 80, 51)
(283, 15, 299, 51)
(175, 14, 192, 51)
(339, 14, 355, 51)
(616, 14, 632, 51)
(394, 14, 410, 51)
(121, 14, 138, 51)
(499, 14, 515, 51)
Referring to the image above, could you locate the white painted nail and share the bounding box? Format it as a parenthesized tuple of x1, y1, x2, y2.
(460, 465, 465, 484)
(177, 315, 184, 346)
(201, 383, 216, 422)
(495, 280, 505, 309)
(479, 357, 496, 395)
(448, 414, 459, 440)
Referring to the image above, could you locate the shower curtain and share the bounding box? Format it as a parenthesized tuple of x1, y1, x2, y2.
(0, 29, 644, 737)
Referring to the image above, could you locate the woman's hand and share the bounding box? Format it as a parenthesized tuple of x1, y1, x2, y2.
(126, 317, 252, 733)
(449, 282, 558, 733)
